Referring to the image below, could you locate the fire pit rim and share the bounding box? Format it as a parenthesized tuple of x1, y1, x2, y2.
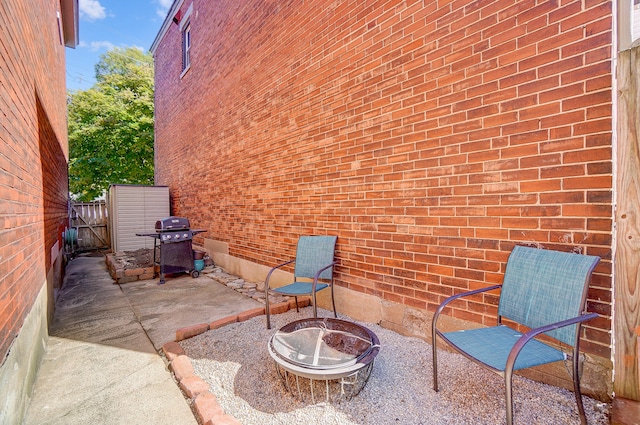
(267, 317, 380, 380)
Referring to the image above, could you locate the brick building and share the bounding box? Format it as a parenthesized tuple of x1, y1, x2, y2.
(151, 0, 637, 401)
(0, 1, 78, 423)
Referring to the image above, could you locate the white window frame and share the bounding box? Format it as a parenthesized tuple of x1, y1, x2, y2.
(180, 4, 193, 78)
(182, 22, 192, 73)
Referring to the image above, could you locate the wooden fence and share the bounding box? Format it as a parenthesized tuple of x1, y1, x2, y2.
(615, 44, 640, 401)
(68, 201, 110, 252)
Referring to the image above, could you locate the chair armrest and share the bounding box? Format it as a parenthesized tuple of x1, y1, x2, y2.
(312, 261, 338, 290)
(265, 259, 295, 289)
(506, 312, 599, 372)
(432, 285, 502, 329)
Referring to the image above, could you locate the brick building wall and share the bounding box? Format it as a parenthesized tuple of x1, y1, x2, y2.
(153, 0, 613, 364)
(0, 1, 71, 420)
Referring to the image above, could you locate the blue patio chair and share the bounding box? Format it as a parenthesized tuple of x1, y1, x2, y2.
(432, 245, 600, 425)
(265, 236, 338, 329)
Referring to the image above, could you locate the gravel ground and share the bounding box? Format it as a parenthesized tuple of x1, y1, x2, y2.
(180, 307, 610, 425)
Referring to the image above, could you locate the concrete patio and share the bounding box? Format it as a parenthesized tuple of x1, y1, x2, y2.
(23, 254, 261, 425)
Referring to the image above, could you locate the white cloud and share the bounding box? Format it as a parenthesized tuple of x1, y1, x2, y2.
(79, 0, 107, 21)
(156, 0, 173, 19)
(78, 40, 115, 51)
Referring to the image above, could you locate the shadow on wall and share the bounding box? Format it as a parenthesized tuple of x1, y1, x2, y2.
(36, 91, 68, 319)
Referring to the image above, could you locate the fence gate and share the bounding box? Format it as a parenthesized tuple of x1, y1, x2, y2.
(65, 201, 110, 258)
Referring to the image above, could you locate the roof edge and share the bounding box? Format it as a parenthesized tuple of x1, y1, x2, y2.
(150, 0, 184, 55)
(60, 0, 79, 48)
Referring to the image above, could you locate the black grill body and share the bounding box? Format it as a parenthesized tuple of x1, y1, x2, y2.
(137, 216, 206, 284)
(158, 229, 195, 283)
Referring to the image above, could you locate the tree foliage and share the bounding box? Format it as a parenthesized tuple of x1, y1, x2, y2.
(68, 47, 154, 201)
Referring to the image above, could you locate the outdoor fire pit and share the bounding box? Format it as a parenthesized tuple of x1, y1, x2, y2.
(268, 318, 380, 403)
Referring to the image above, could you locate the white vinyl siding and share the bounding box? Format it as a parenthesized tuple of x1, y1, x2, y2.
(108, 185, 170, 252)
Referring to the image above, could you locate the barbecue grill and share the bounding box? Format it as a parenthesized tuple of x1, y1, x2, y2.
(136, 216, 206, 284)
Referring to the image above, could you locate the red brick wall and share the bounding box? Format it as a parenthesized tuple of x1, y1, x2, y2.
(154, 0, 613, 358)
(0, 1, 69, 361)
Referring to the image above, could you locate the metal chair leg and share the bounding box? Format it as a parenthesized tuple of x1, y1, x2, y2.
(312, 292, 317, 318)
(572, 351, 588, 425)
(432, 330, 439, 392)
(505, 370, 514, 425)
(265, 289, 271, 329)
(330, 284, 337, 318)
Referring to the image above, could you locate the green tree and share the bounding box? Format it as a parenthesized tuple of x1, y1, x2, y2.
(68, 47, 154, 201)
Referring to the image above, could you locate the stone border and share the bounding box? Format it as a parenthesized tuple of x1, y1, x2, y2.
(162, 298, 311, 425)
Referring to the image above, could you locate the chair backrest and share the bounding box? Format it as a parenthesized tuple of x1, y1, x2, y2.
(497, 245, 600, 346)
(294, 236, 338, 280)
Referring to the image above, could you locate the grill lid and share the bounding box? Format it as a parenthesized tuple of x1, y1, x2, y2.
(155, 216, 190, 231)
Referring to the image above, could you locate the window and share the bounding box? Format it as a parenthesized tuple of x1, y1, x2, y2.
(179, 3, 193, 77)
(182, 21, 191, 72)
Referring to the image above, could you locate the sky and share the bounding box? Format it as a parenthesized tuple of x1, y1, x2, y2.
(66, 0, 173, 91)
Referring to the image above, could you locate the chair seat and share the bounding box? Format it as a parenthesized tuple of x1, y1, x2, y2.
(443, 325, 566, 371)
(271, 281, 329, 296)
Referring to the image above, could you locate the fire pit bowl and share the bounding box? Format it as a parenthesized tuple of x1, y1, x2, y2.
(268, 318, 380, 402)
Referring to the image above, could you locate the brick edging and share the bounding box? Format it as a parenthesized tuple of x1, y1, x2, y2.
(163, 298, 310, 425)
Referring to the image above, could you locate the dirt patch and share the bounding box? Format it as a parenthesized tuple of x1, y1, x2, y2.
(113, 248, 155, 269)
